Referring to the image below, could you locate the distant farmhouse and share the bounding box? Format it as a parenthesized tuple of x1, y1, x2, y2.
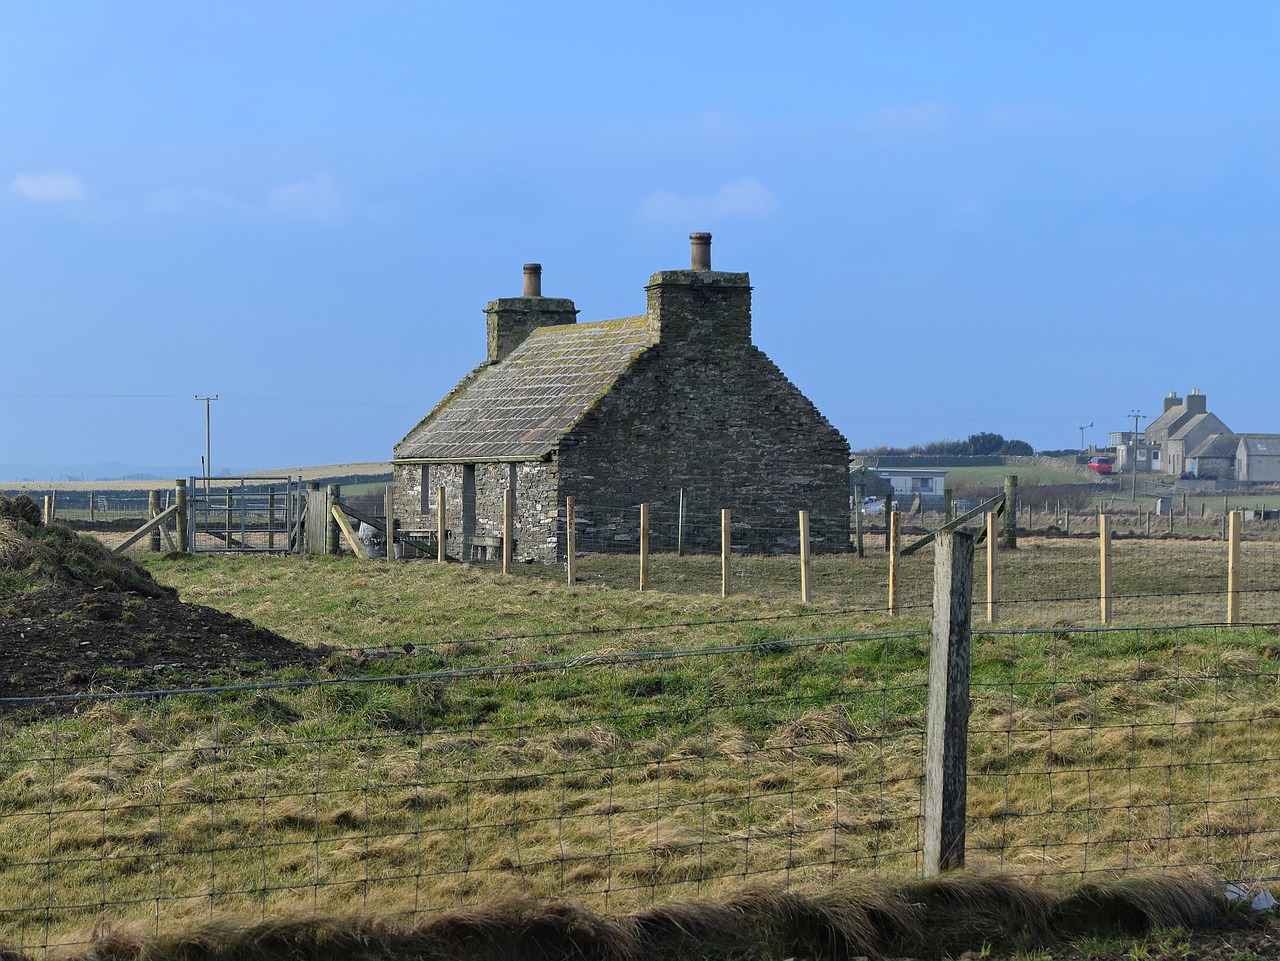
(1111, 390, 1280, 482)
(392, 234, 850, 564)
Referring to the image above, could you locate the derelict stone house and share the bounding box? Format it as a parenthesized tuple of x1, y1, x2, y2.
(392, 233, 850, 564)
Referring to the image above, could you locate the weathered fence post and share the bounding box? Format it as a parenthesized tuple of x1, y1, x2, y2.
(148, 490, 162, 552)
(944, 487, 953, 523)
(1227, 510, 1242, 624)
(175, 479, 188, 553)
(888, 510, 901, 614)
(225, 488, 235, 549)
(436, 484, 446, 563)
(89, 489, 96, 523)
(566, 496, 576, 584)
(639, 503, 650, 592)
(924, 529, 973, 876)
(1001, 475, 1018, 549)
(326, 484, 341, 555)
(1064, 508, 1070, 536)
(267, 486, 277, 550)
(386, 485, 398, 563)
(883, 490, 894, 551)
(677, 488, 686, 557)
(1099, 513, 1112, 624)
(721, 508, 732, 598)
(798, 509, 812, 604)
(43, 495, 53, 525)
(502, 488, 513, 575)
(853, 482, 865, 558)
(986, 510, 998, 623)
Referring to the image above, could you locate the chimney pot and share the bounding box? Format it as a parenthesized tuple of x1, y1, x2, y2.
(690, 232, 712, 270)
(523, 263, 542, 297)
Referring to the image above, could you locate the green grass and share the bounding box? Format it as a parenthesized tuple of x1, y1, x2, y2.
(2, 547, 1280, 949)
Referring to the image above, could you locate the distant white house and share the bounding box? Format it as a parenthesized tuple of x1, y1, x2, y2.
(872, 468, 947, 507)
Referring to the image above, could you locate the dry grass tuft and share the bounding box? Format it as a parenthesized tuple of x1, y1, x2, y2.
(0, 873, 1234, 961)
(1060, 870, 1222, 934)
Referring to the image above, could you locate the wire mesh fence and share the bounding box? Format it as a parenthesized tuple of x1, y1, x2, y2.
(3, 621, 1280, 954)
(0, 637, 928, 952)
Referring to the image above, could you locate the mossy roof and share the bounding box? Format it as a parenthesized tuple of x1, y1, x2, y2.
(395, 317, 652, 462)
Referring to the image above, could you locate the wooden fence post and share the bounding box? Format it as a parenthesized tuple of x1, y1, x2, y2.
(721, 508, 732, 598)
(268, 486, 277, 551)
(883, 490, 894, 551)
(798, 509, 812, 604)
(853, 482, 865, 558)
(1099, 513, 1112, 624)
(924, 529, 973, 876)
(148, 490, 162, 552)
(944, 488, 953, 523)
(436, 485, 446, 563)
(225, 488, 235, 549)
(639, 503, 650, 592)
(386, 485, 398, 563)
(1227, 510, 1241, 624)
(502, 488, 513, 575)
(326, 484, 341, 555)
(175, 479, 188, 553)
(677, 488, 686, 557)
(986, 510, 998, 624)
(1001, 475, 1018, 549)
(888, 510, 901, 615)
(566, 497, 576, 584)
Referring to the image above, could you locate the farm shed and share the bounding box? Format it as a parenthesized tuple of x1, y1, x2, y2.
(1236, 435, 1280, 483)
(392, 233, 850, 564)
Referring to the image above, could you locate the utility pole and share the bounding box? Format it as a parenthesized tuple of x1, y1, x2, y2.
(1129, 410, 1143, 503)
(1078, 421, 1093, 452)
(196, 395, 219, 494)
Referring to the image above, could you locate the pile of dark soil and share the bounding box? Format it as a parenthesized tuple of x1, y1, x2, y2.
(0, 493, 316, 702)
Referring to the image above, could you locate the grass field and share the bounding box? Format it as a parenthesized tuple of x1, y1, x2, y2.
(2, 547, 1280, 953)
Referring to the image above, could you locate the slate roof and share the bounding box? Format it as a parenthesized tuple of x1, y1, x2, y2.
(1188, 433, 1239, 459)
(1169, 412, 1225, 441)
(395, 316, 652, 462)
(1239, 435, 1280, 457)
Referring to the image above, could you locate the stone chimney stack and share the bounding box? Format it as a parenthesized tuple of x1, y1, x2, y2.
(1164, 391, 1181, 413)
(646, 232, 752, 347)
(1186, 388, 1207, 415)
(485, 264, 577, 364)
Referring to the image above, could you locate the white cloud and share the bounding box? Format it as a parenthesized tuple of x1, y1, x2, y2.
(11, 171, 88, 202)
(146, 172, 346, 223)
(860, 101, 949, 140)
(636, 176, 778, 226)
(266, 172, 344, 223)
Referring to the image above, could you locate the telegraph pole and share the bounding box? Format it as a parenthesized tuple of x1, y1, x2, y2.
(1129, 410, 1143, 503)
(196, 395, 218, 494)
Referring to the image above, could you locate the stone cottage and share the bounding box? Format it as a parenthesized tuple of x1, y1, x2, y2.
(392, 233, 850, 564)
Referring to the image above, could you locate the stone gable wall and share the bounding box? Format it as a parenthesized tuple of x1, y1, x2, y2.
(556, 340, 850, 554)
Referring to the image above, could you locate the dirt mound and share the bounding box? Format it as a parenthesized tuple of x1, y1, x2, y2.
(0, 508, 317, 703)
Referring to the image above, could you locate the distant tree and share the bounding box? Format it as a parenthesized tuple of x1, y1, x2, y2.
(966, 432, 1006, 456)
(999, 439, 1034, 456)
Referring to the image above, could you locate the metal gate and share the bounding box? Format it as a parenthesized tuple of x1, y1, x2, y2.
(187, 477, 300, 553)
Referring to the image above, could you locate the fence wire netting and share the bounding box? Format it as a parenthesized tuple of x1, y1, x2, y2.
(3, 623, 1280, 954)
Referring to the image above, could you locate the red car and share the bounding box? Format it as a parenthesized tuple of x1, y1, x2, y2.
(1087, 455, 1113, 474)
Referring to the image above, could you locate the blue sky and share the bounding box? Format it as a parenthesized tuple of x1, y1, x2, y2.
(3, 3, 1277, 475)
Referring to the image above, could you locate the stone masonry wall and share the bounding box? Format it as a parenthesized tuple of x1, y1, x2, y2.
(556, 339, 850, 554)
(392, 460, 560, 564)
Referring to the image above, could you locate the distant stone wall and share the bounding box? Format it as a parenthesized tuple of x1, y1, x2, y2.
(557, 340, 850, 554)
